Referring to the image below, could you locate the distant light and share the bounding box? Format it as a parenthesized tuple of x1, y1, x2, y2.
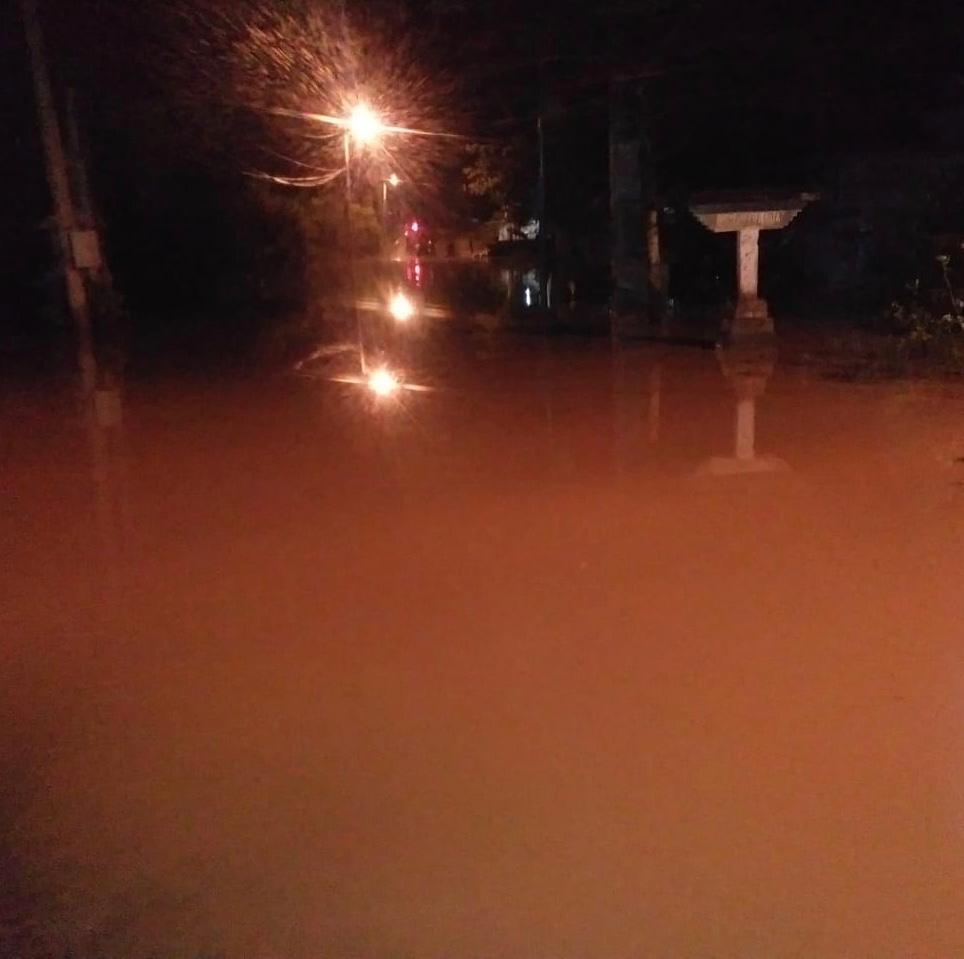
(387, 173, 401, 187)
(389, 291, 415, 322)
(520, 218, 540, 240)
(368, 367, 401, 397)
(349, 103, 382, 144)
(410, 220, 419, 233)
(524, 287, 532, 306)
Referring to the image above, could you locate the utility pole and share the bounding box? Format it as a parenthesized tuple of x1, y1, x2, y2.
(21, 0, 131, 606)
(19, 0, 97, 394)
(609, 78, 647, 335)
(537, 112, 548, 309)
(343, 132, 366, 372)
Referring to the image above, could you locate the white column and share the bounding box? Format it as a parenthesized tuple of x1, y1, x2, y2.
(737, 228, 760, 299)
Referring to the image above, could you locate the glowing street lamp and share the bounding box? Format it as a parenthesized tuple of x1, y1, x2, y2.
(348, 103, 383, 145)
(388, 290, 415, 323)
(343, 103, 385, 195)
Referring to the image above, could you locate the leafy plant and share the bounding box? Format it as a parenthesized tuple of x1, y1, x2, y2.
(887, 252, 964, 367)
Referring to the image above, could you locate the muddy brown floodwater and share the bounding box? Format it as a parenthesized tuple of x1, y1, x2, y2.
(3, 336, 964, 959)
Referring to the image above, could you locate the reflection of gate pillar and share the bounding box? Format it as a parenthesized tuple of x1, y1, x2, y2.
(735, 396, 756, 461)
(690, 193, 815, 338)
(696, 342, 790, 476)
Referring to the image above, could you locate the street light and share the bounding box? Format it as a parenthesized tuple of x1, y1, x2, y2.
(343, 103, 385, 203)
(348, 103, 383, 145)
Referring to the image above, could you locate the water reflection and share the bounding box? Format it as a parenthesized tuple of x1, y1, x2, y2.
(698, 341, 790, 476)
(76, 357, 131, 628)
(350, 257, 600, 337)
(611, 345, 665, 478)
(4, 335, 964, 959)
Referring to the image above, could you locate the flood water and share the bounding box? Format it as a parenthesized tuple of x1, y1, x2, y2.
(4, 330, 964, 958)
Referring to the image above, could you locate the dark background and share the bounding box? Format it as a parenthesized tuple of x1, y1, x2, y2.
(4, 0, 964, 357)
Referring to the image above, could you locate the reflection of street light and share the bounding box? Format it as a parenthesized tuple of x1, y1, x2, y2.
(389, 291, 415, 322)
(327, 368, 433, 398)
(368, 366, 401, 397)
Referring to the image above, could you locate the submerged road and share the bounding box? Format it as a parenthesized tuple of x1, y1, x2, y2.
(3, 336, 964, 958)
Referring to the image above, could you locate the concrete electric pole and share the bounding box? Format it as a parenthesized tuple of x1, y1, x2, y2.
(19, 0, 99, 394)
